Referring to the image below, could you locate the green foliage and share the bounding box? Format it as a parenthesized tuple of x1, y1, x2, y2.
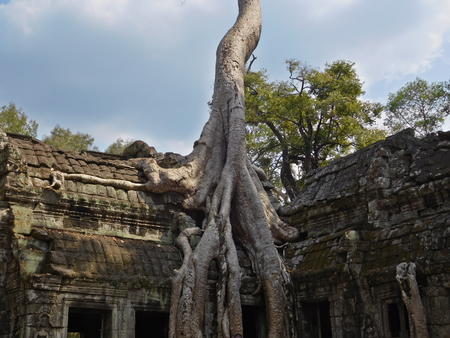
(0, 103, 38, 137)
(246, 124, 282, 185)
(245, 60, 385, 199)
(353, 127, 387, 150)
(43, 125, 95, 152)
(384, 78, 450, 136)
(105, 138, 133, 155)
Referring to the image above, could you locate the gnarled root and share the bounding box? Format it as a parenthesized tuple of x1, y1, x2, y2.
(50, 0, 299, 337)
(169, 227, 202, 338)
(167, 0, 298, 335)
(45, 159, 199, 196)
(42, 2, 298, 336)
(396, 262, 429, 338)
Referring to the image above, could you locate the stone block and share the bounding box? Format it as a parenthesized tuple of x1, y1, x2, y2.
(97, 185, 107, 197)
(68, 158, 79, 166)
(107, 186, 117, 199)
(82, 184, 98, 195)
(102, 244, 115, 263)
(72, 165, 84, 174)
(116, 189, 128, 201)
(127, 191, 139, 204)
(11, 205, 33, 234)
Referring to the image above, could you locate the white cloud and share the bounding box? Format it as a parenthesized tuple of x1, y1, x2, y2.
(1, 0, 449, 153)
(299, 0, 359, 19)
(346, 0, 450, 85)
(1, 0, 223, 40)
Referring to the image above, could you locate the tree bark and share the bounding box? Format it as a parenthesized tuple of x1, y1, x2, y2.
(40, 3, 297, 336)
(396, 262, 429, 338)
(265, 121, 300, 200)
(138, 1, 298, 337)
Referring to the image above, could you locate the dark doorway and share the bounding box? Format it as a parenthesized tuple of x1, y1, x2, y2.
(386, 302, 410, 338)
(242, 305, 266, 338)
(135, 311, 169, 338)
(67, 308, 111, 338)
(302, 301, 332, 338)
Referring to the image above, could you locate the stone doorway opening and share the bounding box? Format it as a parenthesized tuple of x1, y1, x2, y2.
(385, 302, 410, 338)
(67, 307, 112, 338)
(242, 305, 266, 338)
(134, 310, 169, 338)
(301, 300, 332, 338)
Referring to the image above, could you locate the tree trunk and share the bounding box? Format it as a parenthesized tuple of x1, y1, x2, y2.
(396, 262, 429, 338)
(140, 1, 297, 337)
(40, 2, 297, 336)
(280, 158, 299, 201)
(265, 121, 300, 200)
(302, 144, 313, 174)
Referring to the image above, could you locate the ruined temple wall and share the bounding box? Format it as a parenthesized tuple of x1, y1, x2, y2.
(2, 130, 449, 337)
(285, 130, 450, 338)
(0, 206, 11, 338)
(4, 277, 174, 338)
(0, 136, 14, 337)
(0, 133, 260, 338)
(0, 133, 186, 337)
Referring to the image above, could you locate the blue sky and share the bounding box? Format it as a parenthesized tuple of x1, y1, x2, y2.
(0, 0, 449, 154)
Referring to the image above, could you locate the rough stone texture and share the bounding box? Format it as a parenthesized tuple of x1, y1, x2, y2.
(0, 133, 263, 338)
(0, 133, 177, 337)
(283, 129, 450, 338)
(1, 129, 449, 337)
(122, 140, 157, 159)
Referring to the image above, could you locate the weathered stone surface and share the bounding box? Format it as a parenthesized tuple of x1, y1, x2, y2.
(284, 129, 450, 338)
(0, 130, 449, 337)
(122, 140, 157, 158)
(0, 134, 189, 337)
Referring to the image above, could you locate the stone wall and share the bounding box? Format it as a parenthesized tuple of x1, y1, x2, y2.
(283, 129, 450, 338)
(0, 133, 187, 337)
(0, 206, 11, 336)
(1, 130, 449, 337)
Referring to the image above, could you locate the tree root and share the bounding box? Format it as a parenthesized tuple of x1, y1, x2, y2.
(46, 158, 198, 195)
(396, 262, 429, 338)
(169, 227, 202, 338)
(44, 1, 301, 337)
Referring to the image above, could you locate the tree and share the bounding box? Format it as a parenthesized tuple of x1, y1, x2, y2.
(159, 3, 297, 335)
(105, 138, 133, 155)
(245, 60, 385, 200)
(43, 125, 95, 152)
(396, 263, 429, 338)
(384, 78, 450, 137)
(47, 1, 298, 336)
(246, 124, 283, 188)
(0, 103, 38, 137)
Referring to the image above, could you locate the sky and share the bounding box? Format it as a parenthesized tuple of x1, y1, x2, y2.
(0, 0, 449, 154)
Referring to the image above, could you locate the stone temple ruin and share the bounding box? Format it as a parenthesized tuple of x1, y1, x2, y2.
(0, 129, 449, 337)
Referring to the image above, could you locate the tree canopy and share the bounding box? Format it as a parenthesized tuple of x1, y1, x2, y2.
(43, 125, 95, 152)
(0, 103, 38, 137)
(384, 78, 450, 137)
(105, 138, 133, 155)
(245, 59, 385, 200)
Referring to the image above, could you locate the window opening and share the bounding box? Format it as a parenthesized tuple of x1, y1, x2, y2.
(242, 305, 266, 338)
(67, 308, 111, 338)
(302, 301, 332, 338)
(135, 310, 169, 338)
